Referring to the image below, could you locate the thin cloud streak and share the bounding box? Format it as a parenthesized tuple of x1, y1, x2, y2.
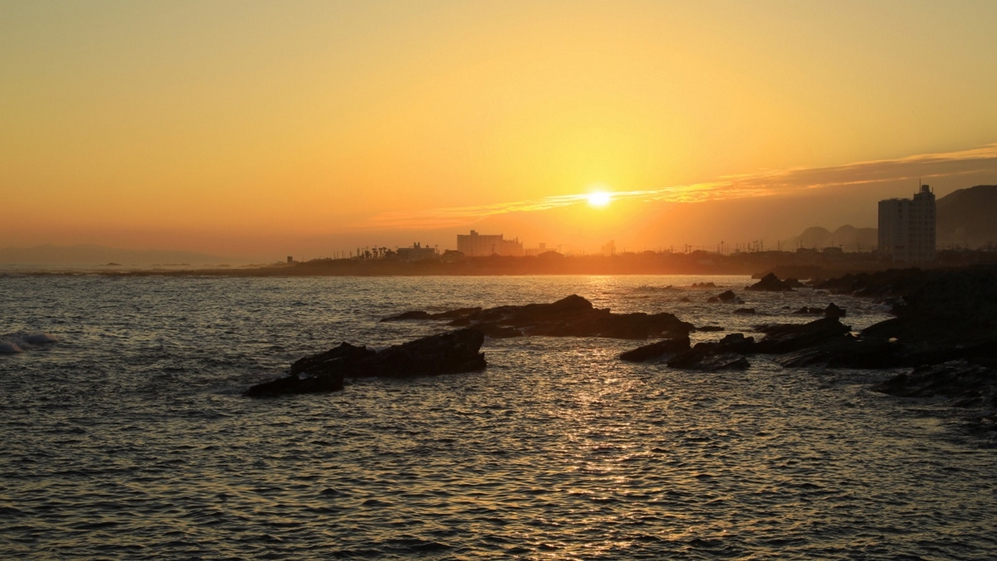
(364, 143, 997, 230)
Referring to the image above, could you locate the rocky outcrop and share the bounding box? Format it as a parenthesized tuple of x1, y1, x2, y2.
(774, 338, 907, 369)
(824, 303, 846, 319)
(872, 360, 997, 408)
(747, 273, 794, 292)
(791, 303, 845, 318)
(666, 333, 754, 371)
(619, 336, 691, 362)
(245, 328, 486, 398)
(381, 295, 694, 340)
(381, 307, 482, 322)
(708, 290, 742, 304)
(754, 317, 851, 354)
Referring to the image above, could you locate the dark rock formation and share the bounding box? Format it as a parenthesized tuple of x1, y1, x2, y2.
(619, 336, 691, 362)
(245, 328, 486, 398)
(775, 338, 907, 369)
(824, 303, 846, 319)
(871, 360, 997, 407)
(793, 306, 824, 315)
(747, 273, 794, 292)
(734, 308, 756, 315)
(717, 290, 738, 302)
(754, 317, 850, 354)
(381, 295, 694, 340)
(667, 333, 754, 371)
(382, 307, 482, 322)
(791, 303, 845, 318)
(690, 282, 717, 288)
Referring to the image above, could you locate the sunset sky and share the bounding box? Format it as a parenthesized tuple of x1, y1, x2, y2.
(3, 1, 996, 260)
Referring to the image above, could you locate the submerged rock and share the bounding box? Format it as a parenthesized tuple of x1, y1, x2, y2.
(245, 328, 487, 398)
(381, 307, 482, 322)
(792, 306, 824, 315)
(775, 338, 907, 369)
(871, 360, 997, 407)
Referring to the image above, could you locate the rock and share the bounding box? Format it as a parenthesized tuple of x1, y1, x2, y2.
(871, 360, 997, 407)
(381, 307, 482, 322)
(784, 278, 805, 289)
(691, 282, 717, 288)
(245, 328, 487, 398)
(793, 306, 824, 315)
(824, 302, 846, 319)
(619, 336, 691, 362)
(667, 333, 754, 371)
(383, 295, 693, 340)
(734, 308, 756, 315)
(747, 273, 794, 292)
(381, 310, 433, 321)
(707, 296, 720, 303)
(791, 303, 845, 318)
(754, 317, 850, 354)
(717, 290, 738, 302)
(696, 325, 725, 332)
(243, 367, 347, 398)
(775, 338, 907, 369)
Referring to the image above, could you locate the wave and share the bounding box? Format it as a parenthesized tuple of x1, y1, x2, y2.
(0, 332, 58, 354)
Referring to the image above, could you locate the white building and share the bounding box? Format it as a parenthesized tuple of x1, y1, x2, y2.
(878, 184, 936, 263)
(456, 230, 523, 256)
(395, 242, 436, 262)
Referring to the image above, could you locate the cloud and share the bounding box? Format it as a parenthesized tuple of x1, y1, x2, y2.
(365, 143, 997, 230)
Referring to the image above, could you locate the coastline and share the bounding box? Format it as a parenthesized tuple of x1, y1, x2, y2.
(5, 248, 997, 278)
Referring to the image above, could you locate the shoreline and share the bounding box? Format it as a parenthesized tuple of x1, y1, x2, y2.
(5, 248, 997, 278)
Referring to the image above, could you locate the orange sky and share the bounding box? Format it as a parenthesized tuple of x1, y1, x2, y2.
(2, 1, 996, 260)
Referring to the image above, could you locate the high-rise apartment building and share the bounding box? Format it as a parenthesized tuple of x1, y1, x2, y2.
(878, 185, 936, 263)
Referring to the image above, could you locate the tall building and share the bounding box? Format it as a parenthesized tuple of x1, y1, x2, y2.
(878, 184, 936, 263)
(456, 230, 524, 256)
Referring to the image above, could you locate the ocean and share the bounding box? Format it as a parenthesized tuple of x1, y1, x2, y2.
(1, 274, 995, 559)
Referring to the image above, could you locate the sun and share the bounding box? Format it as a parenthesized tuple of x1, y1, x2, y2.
(587, 191, 612, 207)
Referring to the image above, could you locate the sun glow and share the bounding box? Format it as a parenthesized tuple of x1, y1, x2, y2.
(587, 191, 612, 207)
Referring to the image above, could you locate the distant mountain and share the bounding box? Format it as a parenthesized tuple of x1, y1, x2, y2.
(781, 224, 878, 252)
(0, 244, 231, 266)
(937, 185, 997, 249)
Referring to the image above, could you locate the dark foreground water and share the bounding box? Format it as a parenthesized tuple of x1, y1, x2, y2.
(1, 274, 995, 559)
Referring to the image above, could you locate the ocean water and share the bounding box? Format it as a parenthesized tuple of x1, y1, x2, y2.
(1, 274, 994, 559)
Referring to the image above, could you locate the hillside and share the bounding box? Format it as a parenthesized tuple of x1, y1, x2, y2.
(937, 185, 997, 249)
(782, 225, 878, 251)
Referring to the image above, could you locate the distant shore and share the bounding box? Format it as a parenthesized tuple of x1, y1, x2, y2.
(6, 248, 996, 279)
